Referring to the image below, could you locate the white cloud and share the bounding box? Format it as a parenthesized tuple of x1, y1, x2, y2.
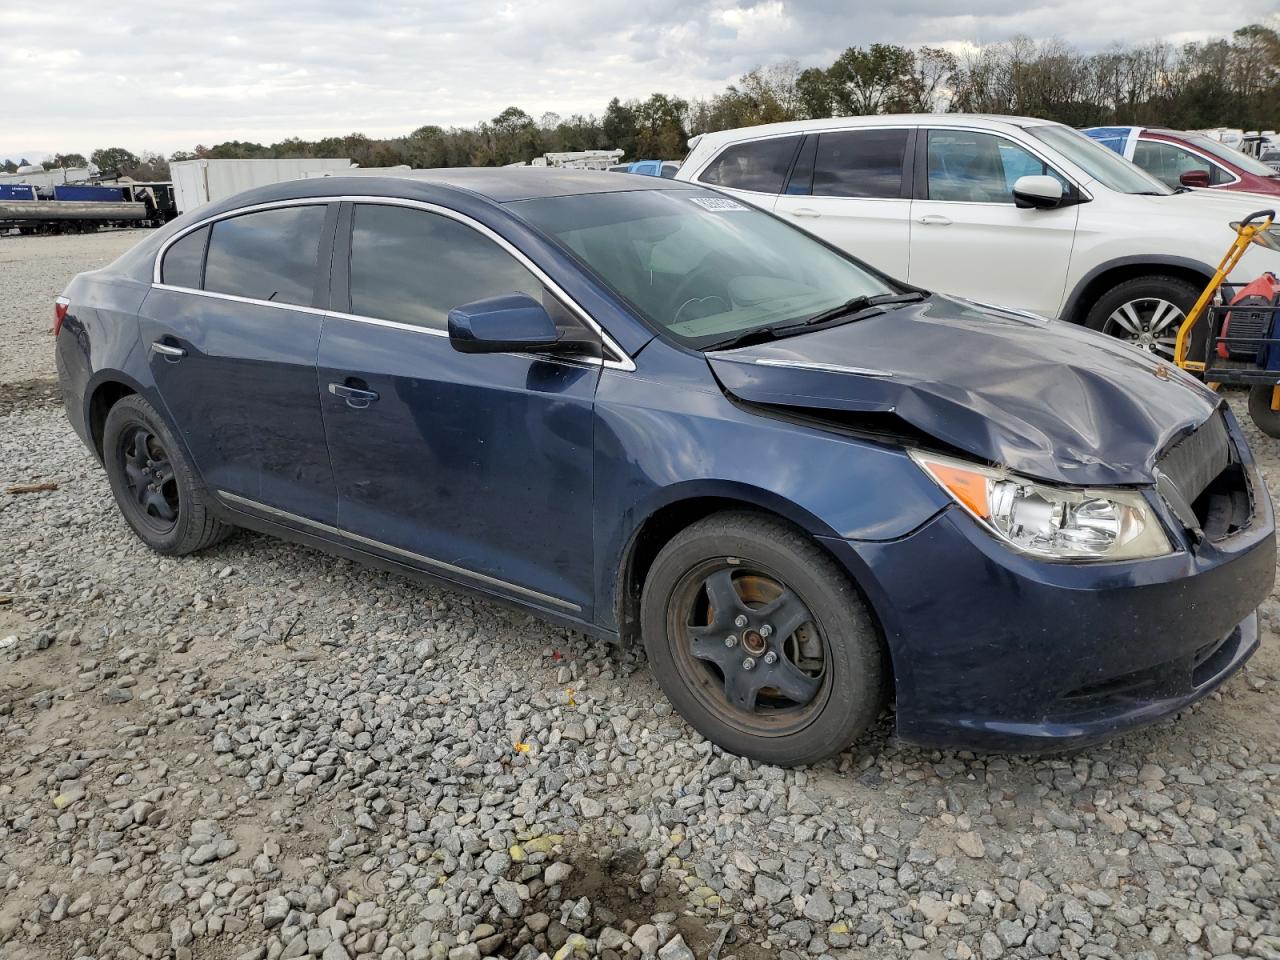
(1, 0, 1275, 159)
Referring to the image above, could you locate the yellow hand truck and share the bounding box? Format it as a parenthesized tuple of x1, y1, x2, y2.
(1173, 209, 1280, 436)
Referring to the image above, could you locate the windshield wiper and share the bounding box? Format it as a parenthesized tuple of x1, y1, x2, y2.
(702, 292, 927, 352)
(798, 291, 927, 327)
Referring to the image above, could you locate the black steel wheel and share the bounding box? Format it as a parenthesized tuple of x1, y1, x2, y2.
(641, 512, 885, 766)
(102, 394, 233, 555)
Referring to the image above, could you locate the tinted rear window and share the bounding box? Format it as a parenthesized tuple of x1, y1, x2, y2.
(812, 129, 909, 198)
(698, 137, 800, 194)
(204, 205, 326, 307)
(161, 225, 208, 288)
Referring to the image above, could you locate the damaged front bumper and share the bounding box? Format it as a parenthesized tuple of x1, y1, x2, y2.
(822, 455, 1275, 753)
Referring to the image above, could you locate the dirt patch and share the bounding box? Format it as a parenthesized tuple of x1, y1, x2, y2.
(0, 378, 59, 417)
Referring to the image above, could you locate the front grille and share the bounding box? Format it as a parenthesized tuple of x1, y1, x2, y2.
(1157, 410, 1232, 509)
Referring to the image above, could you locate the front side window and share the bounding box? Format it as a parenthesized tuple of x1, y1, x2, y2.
(811, 129, 909, 199)
(348, 204, 545, 332)
(1133, 140, 1228, 188)
(927, 130, 1067, 203)
(161, 225, 208, 288)
(204, 205, 326, 307)
(698, 137, 801, 194)
(513, 189, 896, 348)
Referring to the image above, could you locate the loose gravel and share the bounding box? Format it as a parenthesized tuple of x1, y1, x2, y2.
(1, 233, 1278, 960)
(0, 229, 148, 388)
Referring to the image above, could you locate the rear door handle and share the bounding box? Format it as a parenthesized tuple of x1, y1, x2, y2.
(150, 341, 186, 359)
(918, 215, 952, 225)
(790, 208, 821, 219)
(328, 382, 380, 409)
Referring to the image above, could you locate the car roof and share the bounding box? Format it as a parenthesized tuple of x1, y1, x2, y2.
(688, 113, 1059, 148)
(216, 167, 692, 208)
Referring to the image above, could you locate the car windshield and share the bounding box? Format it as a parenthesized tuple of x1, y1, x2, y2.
(1027, 124, 1174, 195)
(511, 189, 896, 348)
(1185, 134, 1280, 177)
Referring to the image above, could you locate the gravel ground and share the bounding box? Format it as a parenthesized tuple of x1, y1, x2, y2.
(1, 233, 1278, 960)
(0, 230, 148, 388)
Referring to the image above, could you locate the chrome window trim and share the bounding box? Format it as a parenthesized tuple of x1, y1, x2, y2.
(217, 490, 582, 613)
(151, 282, 329, 316)
(151, 194, 636, 371)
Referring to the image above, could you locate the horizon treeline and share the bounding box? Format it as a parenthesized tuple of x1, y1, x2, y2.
(6, 22, 1277, 178)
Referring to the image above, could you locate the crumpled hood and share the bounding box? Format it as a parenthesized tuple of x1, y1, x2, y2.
(707, 296, 1222, 486)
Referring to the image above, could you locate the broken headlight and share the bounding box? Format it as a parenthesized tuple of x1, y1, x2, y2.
(911, 452, 1173, 561)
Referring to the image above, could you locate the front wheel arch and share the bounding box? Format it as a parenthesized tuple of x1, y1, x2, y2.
(1061, 258, 1212, 326)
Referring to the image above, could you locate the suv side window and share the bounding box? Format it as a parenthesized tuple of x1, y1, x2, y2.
(161, 225, 209, 288)
(927, 130, 1067, 203)
(698, 136, 801, 194)
(1133, 140, 1229, 188)
(204, 205, 327, 306)
(347, 204, 596, 354)
(811, 129, 910, 198)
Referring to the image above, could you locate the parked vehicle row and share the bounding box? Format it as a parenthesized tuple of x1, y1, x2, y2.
(1083, 125, 1280, 195)
(56, 168, 1275, 764)
(674, 114, 1280, 361)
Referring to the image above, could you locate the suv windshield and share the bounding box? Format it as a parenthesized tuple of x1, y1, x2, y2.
(1185, 134, 1280, 178)
(1027, 124, 1174, 196)
(512, 189, 896, 348)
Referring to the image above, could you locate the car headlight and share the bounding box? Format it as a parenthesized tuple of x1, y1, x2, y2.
(911, 451, 1173, 561)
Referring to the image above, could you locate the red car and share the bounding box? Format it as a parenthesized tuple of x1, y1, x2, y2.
(1085, 126, 1280, 196)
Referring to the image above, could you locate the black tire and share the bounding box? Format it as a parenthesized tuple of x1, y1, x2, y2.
(1084, 275, 1204, 363)
(1248, 385, 1280, 438)
(640, 511, 885, 766)
(102, 394, 232, 555)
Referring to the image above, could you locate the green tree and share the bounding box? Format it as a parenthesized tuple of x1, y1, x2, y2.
(90, 147, 140, 173)
(602, 98, 638, 157)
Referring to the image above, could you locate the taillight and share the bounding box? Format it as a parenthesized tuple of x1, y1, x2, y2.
(53, 296, 70, 336)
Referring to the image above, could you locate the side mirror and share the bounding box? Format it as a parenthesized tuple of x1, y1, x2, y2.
(448, 294, 561, 354)
(1012, 175, 1065, 209)
(1179, 169, 1211, 189)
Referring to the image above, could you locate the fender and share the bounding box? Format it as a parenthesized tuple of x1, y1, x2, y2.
(1060, 254, 1213, 323)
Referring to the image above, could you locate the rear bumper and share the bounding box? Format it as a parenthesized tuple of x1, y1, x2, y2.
(829, 462, 1275, 753)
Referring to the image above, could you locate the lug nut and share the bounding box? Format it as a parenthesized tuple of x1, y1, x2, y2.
(742, 657, 756, 671)
(764, 651, 778, 665)
(724, 635, 737, 648)
(760, 624, 773, 638)
(734, 614, 748, 628)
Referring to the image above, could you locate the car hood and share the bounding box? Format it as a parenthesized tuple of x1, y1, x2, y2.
(706, 296, 1221, 486)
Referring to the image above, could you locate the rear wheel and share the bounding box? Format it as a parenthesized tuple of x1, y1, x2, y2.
(1084, 275, 1203, 362)
(102, 394, 232, 555)
(1248, 385, 1280, 438)
(640, 512, 885, 766)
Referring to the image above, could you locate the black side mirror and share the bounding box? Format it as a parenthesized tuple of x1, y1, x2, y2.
(448, 294, 561, 354)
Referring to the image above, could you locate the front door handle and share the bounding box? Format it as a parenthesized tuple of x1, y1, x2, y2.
(918, 214, 953, 225)
(790, 207, 821, 219)
(328, 382, 380, 409)
(150, 341, 186, 359)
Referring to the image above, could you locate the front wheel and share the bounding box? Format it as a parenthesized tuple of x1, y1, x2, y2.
(1084, 275, 1202, 362)
(640, 512, 885, 766)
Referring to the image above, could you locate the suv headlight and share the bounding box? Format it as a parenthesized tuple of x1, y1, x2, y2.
(911, 452, 1174, 561)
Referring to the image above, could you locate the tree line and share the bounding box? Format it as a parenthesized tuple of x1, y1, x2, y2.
(6, 22, 1277, 179)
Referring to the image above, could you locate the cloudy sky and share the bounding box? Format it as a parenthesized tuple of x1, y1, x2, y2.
(4, 0, 1277, 161)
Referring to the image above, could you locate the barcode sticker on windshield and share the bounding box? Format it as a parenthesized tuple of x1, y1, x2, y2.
(689, 196, 748, 211)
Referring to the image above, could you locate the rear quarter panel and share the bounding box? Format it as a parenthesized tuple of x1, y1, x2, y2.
(57, 271, 158, 455)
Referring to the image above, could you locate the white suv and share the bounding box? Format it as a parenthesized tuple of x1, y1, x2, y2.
(676, 114, 1280, 359)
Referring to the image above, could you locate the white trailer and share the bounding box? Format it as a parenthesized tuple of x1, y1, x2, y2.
(170, 158, 353, 214)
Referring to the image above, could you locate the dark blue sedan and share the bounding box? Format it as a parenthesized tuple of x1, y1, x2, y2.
(54, 170, 1274, 765)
